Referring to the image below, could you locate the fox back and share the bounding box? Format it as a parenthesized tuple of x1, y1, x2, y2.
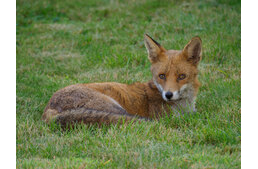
(42, 35, 202, 126)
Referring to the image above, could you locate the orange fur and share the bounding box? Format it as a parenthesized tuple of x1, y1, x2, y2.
(42, 35, 202, 126)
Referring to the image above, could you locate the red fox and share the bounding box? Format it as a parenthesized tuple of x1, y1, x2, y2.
(42, 34, 202, 126)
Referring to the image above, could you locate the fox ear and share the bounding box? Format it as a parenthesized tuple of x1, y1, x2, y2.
(182, 37, 202, 65)
(144, 34, 166, 63)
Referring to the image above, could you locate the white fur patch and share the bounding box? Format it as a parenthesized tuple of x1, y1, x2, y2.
(153, 79, 163, 93)
(169, 91, 178, 100)
(162, 91, 168, 101)
(171, 84, 188, 100)
(180, 84, 188, 92)
(153, 79, 168, 101)
(106, 95, 123, 108)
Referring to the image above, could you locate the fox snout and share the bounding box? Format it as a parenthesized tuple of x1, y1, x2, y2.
(153, 80, 184, 102)
(162, 90, 180, 101)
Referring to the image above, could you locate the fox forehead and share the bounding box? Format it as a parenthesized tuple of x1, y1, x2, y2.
(151, 50, 197, 76)
(166, 49, 182, 59)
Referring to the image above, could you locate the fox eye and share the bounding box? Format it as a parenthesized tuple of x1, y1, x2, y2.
(178, 74, 186, 80)
(159, 74, 166, 79)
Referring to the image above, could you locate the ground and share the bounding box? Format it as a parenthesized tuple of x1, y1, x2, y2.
(17, 0, 241, 168)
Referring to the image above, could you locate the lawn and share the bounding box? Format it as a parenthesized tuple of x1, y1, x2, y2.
(16, 0, 241, 168)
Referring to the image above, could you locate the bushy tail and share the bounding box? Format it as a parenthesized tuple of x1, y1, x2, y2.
(42, 108, 146, 127)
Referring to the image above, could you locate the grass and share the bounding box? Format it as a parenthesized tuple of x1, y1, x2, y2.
(16, 0, 241, 168)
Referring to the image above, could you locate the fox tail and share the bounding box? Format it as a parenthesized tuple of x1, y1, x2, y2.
(42, 108, 147, 127)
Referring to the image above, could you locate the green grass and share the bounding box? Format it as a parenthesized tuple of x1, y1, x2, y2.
(16, 0, 241, 168)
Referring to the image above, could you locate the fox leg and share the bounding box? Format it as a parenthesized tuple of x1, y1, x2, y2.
(42, 85, 144, 126)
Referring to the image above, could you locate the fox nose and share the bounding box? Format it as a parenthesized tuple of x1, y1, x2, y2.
(165, 92, 173, 100)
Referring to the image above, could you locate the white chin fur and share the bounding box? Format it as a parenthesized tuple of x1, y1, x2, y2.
(162, 91, 168, 101)
(171, 91, 180, 100)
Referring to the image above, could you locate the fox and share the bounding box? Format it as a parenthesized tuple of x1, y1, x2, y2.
(42, 34, 202, 126)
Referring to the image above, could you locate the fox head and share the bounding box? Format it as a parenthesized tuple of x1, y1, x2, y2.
(144, 34, 202, 102)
